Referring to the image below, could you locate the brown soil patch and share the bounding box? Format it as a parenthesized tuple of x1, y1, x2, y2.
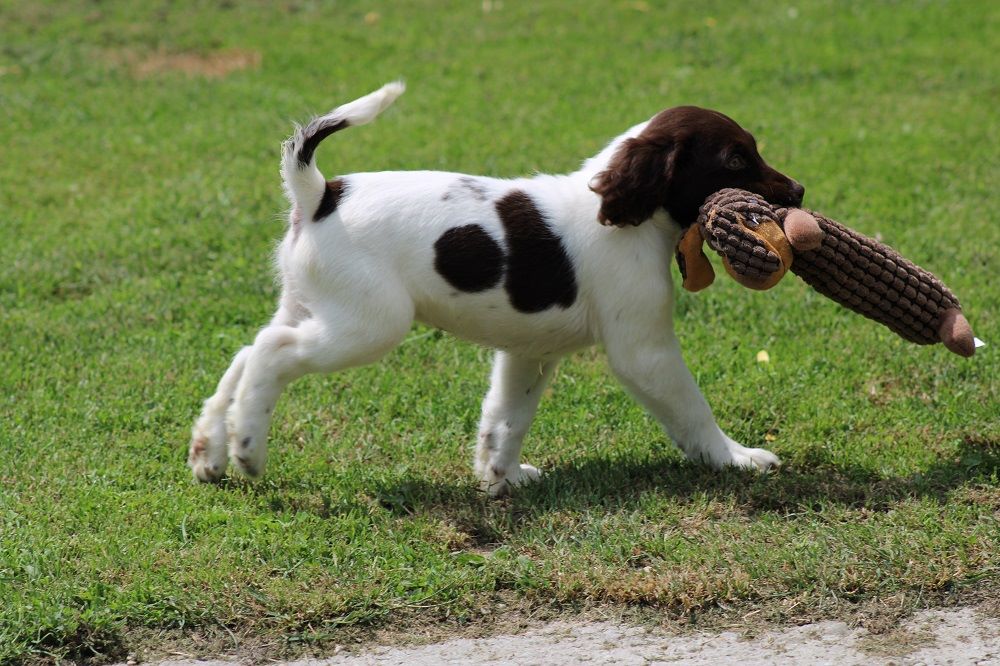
(130, 49, 261, 79)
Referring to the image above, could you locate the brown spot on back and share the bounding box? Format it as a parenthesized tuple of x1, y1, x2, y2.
(495, 190, 578, 313)
(442, 177, 490, 201)
(459, 177, 488, 200)
(434, 224, 505, 292)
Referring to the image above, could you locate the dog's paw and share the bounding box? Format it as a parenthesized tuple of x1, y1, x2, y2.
(727, 446, 781, 472)
(227, 431, 267, 478)
(481, 463, 542, 497)
(225, 408, 270, 479)
(697, 436, 781, 473)
(511, 463, 542, 486)
(188, 420, 228, 483)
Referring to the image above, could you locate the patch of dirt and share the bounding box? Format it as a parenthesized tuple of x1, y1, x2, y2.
(857, 622, 935, 657)
(116, 605, 1000, 665)
(109, 48, 262, 79)
(47, 583, 997, 665)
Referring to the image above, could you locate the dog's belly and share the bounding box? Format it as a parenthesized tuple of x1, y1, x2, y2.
(414, 293, 592, 359)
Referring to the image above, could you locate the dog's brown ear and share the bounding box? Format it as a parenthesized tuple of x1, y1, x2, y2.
(590, 138, 679, 227)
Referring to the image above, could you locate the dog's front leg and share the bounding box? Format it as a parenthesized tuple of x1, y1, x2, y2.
(475, 352, 559, 496)
(605, 334, 779, 471)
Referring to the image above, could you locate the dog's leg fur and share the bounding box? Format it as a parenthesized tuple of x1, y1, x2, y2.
(594, 252, 779, 471)
(225, 292, 413, 477)
(606, 333, 779, 470)
(475, 352, 559, 496)
(189, 345, 251, 481)
(188, 291, 304, 481)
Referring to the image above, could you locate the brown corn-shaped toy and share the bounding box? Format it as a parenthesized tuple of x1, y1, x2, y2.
(676, 188, 977, 357)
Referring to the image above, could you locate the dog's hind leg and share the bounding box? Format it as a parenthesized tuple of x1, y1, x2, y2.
(189, 294, 306, 482)
(225, 298, 413, 479)
(475, 352, 559, 496)
(189, 346, 252, 482)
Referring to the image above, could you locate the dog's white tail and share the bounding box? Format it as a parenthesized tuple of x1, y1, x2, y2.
(281, 81, 405, 212)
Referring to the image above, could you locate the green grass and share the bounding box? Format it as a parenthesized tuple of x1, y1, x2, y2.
(1, 0, 998, 662)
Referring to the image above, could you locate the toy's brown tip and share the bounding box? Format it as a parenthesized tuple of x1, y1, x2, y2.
(784, 210, 824, 251)
(939, 308, 975, 357)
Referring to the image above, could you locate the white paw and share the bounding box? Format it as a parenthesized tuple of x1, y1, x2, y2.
(727, 446, 781, 472)
(228, 435, 267, 478)
(188, 417, 228, 482)
(694, 434, 781, 472)
(481, 463, 543, 497)
(226, 409, 268, 478)
(510, 463, 542, 486)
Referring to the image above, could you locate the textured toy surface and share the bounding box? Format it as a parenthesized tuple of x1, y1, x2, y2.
(676, 188, 976, 357)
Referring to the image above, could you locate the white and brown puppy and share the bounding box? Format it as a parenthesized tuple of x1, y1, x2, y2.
(189, 82, 805, 495)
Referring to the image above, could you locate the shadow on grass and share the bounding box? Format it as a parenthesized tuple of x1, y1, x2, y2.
(222, 436, 998, 545)
(369, 436, 1000, 530)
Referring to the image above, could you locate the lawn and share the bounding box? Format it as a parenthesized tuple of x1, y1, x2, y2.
(1, 0, 998, 663)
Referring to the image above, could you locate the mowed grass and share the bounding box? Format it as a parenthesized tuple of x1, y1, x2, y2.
(1, 0, 998, 662)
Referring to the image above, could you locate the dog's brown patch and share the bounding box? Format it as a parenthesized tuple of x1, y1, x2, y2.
(442, 177, 489, 202)
(314, 178, 348, 221)
(495, 190, 578, 313)
(433, 225, 505, 293)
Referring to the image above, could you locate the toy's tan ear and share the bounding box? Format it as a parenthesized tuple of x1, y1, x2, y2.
(676, 224, 715, 291)
(784, 209, 824, 251)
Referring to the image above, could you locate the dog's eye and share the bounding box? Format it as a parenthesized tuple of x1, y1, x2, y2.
(725, 155, 747, 171)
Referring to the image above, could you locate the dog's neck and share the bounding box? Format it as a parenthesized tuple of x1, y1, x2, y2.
(577, 120, 650, 181)
(571, 119, 683, 234)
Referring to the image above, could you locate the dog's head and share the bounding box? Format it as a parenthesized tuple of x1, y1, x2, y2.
(590, 106, 804, 228)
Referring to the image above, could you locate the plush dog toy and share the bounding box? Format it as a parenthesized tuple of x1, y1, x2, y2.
(676, 188, 977, 357)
